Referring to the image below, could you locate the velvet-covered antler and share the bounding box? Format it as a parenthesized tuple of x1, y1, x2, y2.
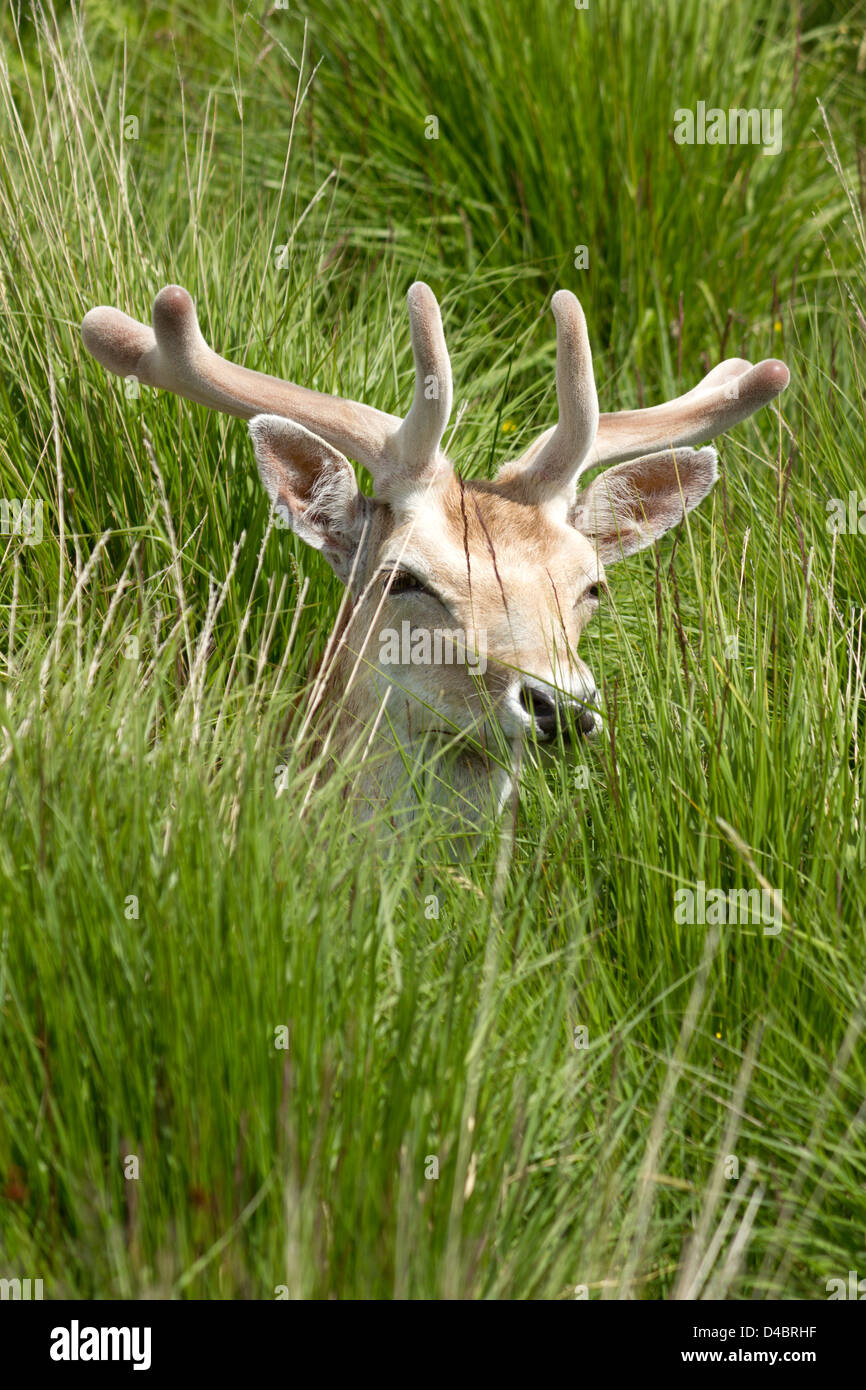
(82, 283, 789, 506)
(505, 298, 789, 499)
(81, 282, 452, 497)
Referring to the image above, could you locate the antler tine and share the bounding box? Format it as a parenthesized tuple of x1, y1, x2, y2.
(517, 354, 790, 472)
(391, 281, 453, 482)
(81, 285, 402, 474)
(499, 291, 599, 501)
(590, 356, 790, 464)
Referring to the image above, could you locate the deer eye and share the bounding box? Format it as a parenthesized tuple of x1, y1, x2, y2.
(385, 568, 429, 596)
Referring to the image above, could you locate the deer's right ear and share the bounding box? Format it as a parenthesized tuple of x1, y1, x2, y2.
(248, 415, 368, 582)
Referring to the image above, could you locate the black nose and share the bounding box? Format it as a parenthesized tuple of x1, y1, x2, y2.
(519, 683, 559, 736)
(519, 684, 597, 740)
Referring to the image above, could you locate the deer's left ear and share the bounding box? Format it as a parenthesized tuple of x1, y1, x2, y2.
(249, 415, 368, 583)
(569, 446, 718, 563)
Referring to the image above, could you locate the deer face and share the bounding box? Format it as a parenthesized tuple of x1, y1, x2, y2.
(248, 410, 719, 754)
(346, 475, 605, 748)
(81, 280, 788, 804)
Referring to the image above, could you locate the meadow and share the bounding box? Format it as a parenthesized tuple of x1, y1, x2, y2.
(0, 0, 864, 1299)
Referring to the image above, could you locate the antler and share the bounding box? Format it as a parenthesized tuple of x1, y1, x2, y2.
(81, 282, 453, 495)
(592, 355, 789, 465)
(82, 281, 789, 504)
(509, 305, 789, 490)
(392, 281, 453, 475)
(498, 291, 599, 502)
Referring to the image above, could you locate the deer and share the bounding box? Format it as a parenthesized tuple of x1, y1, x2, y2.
(81, 283, 789, 841)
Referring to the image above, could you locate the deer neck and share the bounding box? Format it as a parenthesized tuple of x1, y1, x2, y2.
(316, 637, 513, 843)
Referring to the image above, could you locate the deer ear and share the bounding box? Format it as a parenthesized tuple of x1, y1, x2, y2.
(248, 415, 368, 582)
(569, 446, 718, 563)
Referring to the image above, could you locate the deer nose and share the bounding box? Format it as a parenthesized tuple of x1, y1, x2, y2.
(518, 683, 598, 740)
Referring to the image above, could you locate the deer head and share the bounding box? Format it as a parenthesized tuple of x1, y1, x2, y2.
(81, 283, 789, 833)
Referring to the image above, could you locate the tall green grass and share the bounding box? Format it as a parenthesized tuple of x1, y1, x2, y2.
(0, 0, 864, 1298)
